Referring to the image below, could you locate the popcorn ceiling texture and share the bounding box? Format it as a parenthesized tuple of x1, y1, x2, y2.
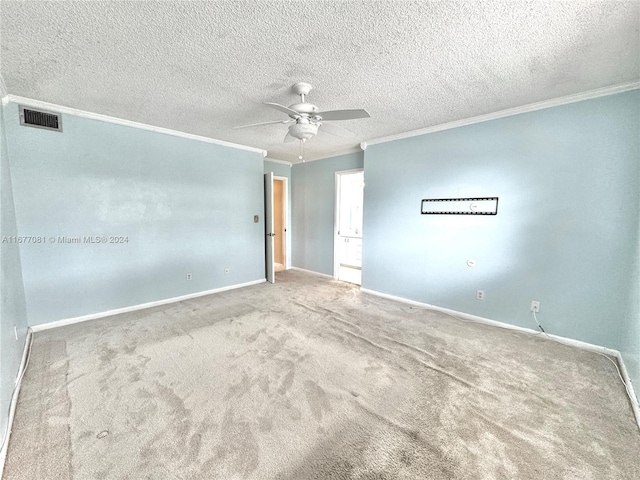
(1, 1, 638, 162)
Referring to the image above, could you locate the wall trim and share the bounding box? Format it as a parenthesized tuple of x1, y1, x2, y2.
(0, 329, 32, 477)
(264, 157, 292, 167)
(365, 81, 640, 147)
(360, 287, 640, 430)
(291, 267, 334, 279)
(30, 279, 266, 332)
(616, 355, 640, 429)
(1, 94, 267, 156)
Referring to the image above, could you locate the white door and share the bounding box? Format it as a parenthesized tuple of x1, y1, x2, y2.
(334, 170, 364, 285)
(265, 172, 275, 283)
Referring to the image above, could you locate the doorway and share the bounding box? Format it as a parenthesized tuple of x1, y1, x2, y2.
(273, 178, 286, 272)
(334, 169, 364, 285)
(265, 173, 288, 284)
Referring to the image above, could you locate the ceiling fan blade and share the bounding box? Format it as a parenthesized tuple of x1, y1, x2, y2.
(319, 122, 355, 138)
(264, 102, 301, 117)
(284, 132, 296, 143)
(317, 109, 370, 121)
(233, 120, 292, 129)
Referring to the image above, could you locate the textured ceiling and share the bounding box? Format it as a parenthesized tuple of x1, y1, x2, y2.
(1, 1, 638, 162)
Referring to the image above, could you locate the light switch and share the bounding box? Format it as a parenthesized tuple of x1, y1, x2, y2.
(254, 215, 259, 223)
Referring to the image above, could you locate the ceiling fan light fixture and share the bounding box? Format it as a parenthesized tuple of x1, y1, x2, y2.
(233, 82, 370, 160)
(289, 122, 318, 141)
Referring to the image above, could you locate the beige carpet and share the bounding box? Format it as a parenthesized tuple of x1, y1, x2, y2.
(4, 270, 640, 479)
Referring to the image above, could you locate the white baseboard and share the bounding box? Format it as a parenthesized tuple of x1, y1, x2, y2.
(614, 352, 640, 429)
(360, 287, 640, 430)
(0, 328, 33, 477)
(30, 279, 266, 332)
(290, 267, 334, 279)
(3, 279, 265, 471)
(360, 288, 618, 353)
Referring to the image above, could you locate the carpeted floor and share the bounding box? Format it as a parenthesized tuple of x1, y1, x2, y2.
(3, 270, 640, 479)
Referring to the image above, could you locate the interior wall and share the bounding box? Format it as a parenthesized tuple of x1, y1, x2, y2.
(291, 152, 364, 275)
(622, 117, 640, 393)
(362, 90, 640, 390)
(3, 101, 265, 326)
(263, 159, 290, 179)
(264, 159, 291, 268)
(0, 101, 29, 446)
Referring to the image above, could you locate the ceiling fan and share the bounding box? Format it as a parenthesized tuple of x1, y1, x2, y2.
(233, 82, 370, 160)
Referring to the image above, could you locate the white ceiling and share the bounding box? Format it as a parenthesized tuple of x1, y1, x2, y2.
(1, 1, 638, 163)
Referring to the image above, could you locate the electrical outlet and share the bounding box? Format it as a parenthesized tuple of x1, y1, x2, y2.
(530, 301, 540, 312)
(224, 267, 230, 275)
(476, 290, 484, 300)
(186, 273, 192, 281)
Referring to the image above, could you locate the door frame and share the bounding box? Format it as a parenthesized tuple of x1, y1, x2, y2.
(333, 168, 364, 280)
(273, 175, 290, 270)
(265, 172, 275, 283)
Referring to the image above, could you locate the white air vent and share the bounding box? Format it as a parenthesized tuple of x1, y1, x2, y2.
(19, 105, 62, 132)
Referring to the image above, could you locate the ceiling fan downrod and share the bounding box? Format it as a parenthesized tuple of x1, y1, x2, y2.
(292, 82, 313, 104)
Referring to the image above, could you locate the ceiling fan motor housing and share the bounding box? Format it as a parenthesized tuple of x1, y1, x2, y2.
(288, 103, 319, 115)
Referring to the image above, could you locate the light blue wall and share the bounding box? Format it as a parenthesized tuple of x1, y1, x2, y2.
(264, 159, 292, 268)
(264, 159, 291, 179)
(291, 152, 363, 275)
(2, 102, 265, 326)
(621, 92, 640, 391)
(362, 90, 640, 390)
(0, 102, 29, 442)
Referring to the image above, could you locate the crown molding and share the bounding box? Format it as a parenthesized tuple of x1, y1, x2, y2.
(6, 81, 635, 160)
(365, 81, 640, 147)
(264, 157, 292, 167)
(1, 94, 267, 156)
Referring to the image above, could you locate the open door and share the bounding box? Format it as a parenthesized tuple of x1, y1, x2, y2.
(264, 172, 275, 283)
